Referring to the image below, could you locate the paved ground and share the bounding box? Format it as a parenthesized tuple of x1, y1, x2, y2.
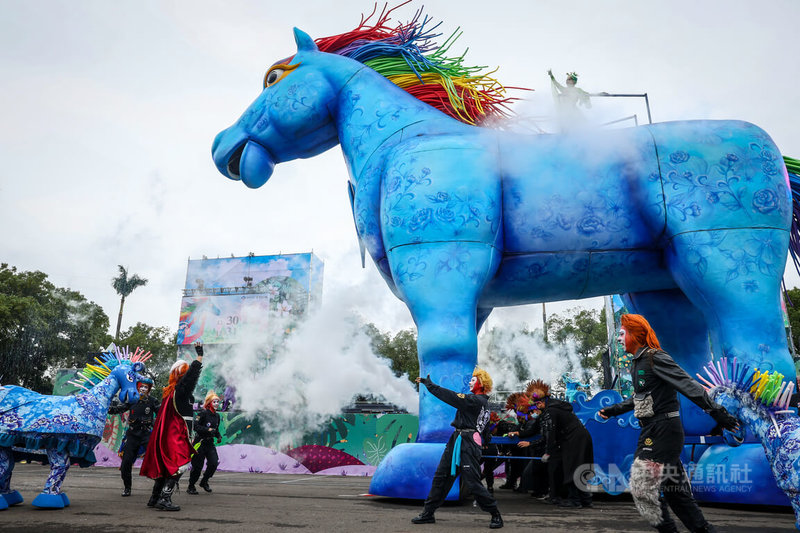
(1, 463, 796, 532)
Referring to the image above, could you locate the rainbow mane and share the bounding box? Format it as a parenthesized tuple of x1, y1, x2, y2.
(68, 345, 152, 392)
(314, 1, 521, 125)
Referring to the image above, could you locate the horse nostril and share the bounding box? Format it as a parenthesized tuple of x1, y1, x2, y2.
(227, 143, 245, 179)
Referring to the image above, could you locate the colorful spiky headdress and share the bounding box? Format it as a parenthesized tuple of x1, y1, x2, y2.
(68, 346, 151, 393)
(698, 356, 796, 436)
(525, 379, 550, 400)
(504, 392, 528, 412)
(314, 1, 523, 125)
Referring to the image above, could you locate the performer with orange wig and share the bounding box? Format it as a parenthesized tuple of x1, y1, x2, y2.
(599, 314, 738, 533)
(528, 379, 593, 509)
(413, 368, 503, 529)
(187, 391, 222, 495)
(140, 342, 204, 511)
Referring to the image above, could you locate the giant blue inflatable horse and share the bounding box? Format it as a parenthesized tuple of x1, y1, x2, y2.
(0, 349, 145, 509)
(211, 9, 798, 498)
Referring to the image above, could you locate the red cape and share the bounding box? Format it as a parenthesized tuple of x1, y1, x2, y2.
(140, 393, 193, 479)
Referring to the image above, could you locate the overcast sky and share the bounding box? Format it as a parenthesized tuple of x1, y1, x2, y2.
(2, 0, 799, 337)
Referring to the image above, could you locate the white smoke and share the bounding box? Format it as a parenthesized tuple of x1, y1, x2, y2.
(477, 317, 600, 400)
(212, 283, 418, 449)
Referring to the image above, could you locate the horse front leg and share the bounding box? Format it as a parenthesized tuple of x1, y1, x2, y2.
(368, 241, 499, 498)
(0, 447, 23, 508)
(390, 242, 500, 442)
(31, 449, 71, 508)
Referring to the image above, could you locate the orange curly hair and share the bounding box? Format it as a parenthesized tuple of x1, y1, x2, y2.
(162, 360, 189, 399)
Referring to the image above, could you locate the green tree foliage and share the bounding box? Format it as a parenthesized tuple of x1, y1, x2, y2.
(111, 265, 148, 340)
(546, 307, 608, 381)
(0, 263, 111, 392)
(783, 288, 800, 357)
(363, 323, 419, 382)
(116, 322, 177, 392)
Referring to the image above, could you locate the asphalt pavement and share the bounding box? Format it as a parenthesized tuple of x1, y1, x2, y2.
(0, 463, 795, 532)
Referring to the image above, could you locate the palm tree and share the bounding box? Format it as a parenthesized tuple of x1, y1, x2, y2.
(112, 265, 148, 340)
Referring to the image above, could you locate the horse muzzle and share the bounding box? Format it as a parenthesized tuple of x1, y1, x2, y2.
(120, 390, 140, 404)
(212, 131, 275, 189)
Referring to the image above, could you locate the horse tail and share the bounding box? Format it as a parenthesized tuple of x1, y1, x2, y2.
(786, 156, 800, 273)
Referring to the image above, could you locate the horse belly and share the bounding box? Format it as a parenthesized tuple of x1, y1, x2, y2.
(499, 128, 661, 253)
(480, 250, 676, 306)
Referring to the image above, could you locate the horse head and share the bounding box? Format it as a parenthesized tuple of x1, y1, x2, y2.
(708, 387, 749, 446)
(111, 361, 146, 404)
(212, 28, 345, 189)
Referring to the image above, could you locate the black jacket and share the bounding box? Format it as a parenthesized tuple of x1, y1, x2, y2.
(109, 396, 160, 437)
(174, 360, 202, 418)
(541, 397, 593, 483)
(422, 378, 490, 433)
(193, 408, 221, 445)
(604, 347, 716, 418)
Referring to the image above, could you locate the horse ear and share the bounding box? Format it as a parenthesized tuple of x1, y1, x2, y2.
(293, 27, 318, 52)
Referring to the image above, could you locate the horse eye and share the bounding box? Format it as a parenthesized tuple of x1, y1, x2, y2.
(127, 373, 134, 382)
(265, 68, 285, 87)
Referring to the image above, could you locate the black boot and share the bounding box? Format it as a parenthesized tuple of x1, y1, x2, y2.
(156, 477, 181, 511)
(186, 484, 198, 495)
(121, 486, 131, 497)
(147, 479, 165, 507)
(411, 511, 435, 524)
(489, 511, 504, 529)
(199, 479, 212, 493)
(655, 522, 679, 533)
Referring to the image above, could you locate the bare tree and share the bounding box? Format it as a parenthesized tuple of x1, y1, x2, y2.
(112, 265, 148, 340)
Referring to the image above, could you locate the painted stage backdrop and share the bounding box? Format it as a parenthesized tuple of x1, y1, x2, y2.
(177, 253, 323, 346)
(175, 252, 324, 399)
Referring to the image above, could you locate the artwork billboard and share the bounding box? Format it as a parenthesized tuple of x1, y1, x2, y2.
(177, 253, 323, 345)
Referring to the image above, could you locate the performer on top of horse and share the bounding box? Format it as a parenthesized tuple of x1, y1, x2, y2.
(187, 391, 222, 495)
(109, 375, 159, 497)
(140, 342, 204, 511)
(599, 314, 739, 533)
(412, 368, 503, 529)
(548, 70, 606, 131)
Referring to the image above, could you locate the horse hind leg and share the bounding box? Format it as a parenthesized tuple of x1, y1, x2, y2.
(31, 449, 71, 508)
(666, 229, 795, 379)
(623, 288, 716, 434)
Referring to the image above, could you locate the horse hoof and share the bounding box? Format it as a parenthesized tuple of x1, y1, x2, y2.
(1, 490, 23, 506)
(61, 493, 70, 507)
(0, 497, 7, 510)
(31, 493, 65, 509)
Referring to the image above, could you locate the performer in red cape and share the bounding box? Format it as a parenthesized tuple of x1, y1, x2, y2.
(140, 342, 203, 511)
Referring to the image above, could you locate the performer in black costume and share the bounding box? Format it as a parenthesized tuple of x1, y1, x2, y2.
(599, 314, 739, 533)
(528, 379, 593, 508)
(508, 403, 548, 499)
(187, 391, 222, 495)
(412, 368, 503, 529)
(109, 375, 159, 497)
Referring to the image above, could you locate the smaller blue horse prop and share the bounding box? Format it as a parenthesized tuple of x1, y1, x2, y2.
(0, 347, 148, 509)
(700, 358, 800, 529)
